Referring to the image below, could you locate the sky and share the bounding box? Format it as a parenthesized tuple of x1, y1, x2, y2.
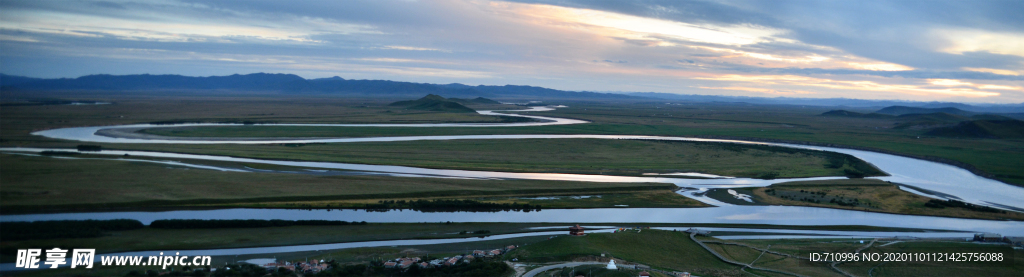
(1, 0, 1023, 103)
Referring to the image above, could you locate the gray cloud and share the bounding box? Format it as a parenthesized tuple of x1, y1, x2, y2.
(1, 0, 1021, 102)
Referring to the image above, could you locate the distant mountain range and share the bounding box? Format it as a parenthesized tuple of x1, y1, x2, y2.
(874, 106, 977, 116)
(627, 92, 1024, 113)
(3, 73, 1023, 113)
(823, 105, 1023, 120)
(0, 73, 636, 100)
(821, 105, 1024, 138)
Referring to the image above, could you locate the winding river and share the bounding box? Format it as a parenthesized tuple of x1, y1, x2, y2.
(3, 106, 1024, 234)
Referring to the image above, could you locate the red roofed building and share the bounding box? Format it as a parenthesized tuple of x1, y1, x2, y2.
(569, 224, 585, 236)
(444, 257, 459, 266)
(400, 260, 415, 269)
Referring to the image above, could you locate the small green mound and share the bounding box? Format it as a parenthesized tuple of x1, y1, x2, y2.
(820, 110, 892, 118)
(388, 94, 477, 113)
(892, 112, 967, 129)
(449, 96, 501, 105)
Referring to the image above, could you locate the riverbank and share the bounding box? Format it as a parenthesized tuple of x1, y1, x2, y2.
(79, 138, 882, 178)
(704, 179, 1024, 221)
(1, 153, 701, 214)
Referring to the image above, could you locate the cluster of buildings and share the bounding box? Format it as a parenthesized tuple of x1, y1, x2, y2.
(384, 257, 427, 269)
(383, 245, 519, 271)
(262, 260, 329, 275)
(973, 233, 1024, 248)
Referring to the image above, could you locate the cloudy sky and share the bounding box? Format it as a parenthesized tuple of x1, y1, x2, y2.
(2, 0, 1023, 102)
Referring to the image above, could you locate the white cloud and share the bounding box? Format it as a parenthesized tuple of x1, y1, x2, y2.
(934, 28, 1024, 57)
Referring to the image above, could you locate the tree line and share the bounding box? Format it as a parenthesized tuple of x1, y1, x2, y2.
(925, 199, 1006, 213)
(149, 219, 369, 229)
(363, 199, 541, 212)
(1, 219, 143, 240)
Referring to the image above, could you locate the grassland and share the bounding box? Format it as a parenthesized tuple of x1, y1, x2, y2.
(4, 98, 1020, 185)
(712, 238, 1023, 277)
(1, 153, 700, 213)
(0, 222, 568, 263)
(1, 223, 949, 264)
(249, 189, 701, 210)
(506, 229, 740, 275)
(10, 230, 1018, 277)
(6, 235, 550, 277)
(748, 179, 1024, 220)
(0, 97, 520, 148)
(128, 101, 1024, 186)
(88, 138, 878, 179)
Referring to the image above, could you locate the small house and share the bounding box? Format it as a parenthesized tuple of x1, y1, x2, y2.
(569, 224, 585, 236)
(975, 233, 1003, 242)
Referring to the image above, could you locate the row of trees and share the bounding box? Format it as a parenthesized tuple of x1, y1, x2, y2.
(150, 219, 369, 229)
(2, 219, 143, 240)
(364, 199, 541, 212)
(314, 260, 513, 277)
(131, 259, 514, 277)
(925, 199, 1006, 213)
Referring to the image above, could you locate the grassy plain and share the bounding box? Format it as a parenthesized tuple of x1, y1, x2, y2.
(251, 189, 701, 210)
(1, 153, 698, 212)
(7, 235, 548, 277)
(1, 223, 949, 264)
(131, 101, 1024, 186)
(10, 231, 1018, 277)
(0, 223, 566, 263)
(506, 230, 739, 275)
(91, 138, 876, 178)
(748, 179, 1024, 220)
(718, 238, 1023, 277)
(3, 98, 1020, 185)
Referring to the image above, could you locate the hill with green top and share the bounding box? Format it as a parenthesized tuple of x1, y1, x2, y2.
(449, 97, 502, 105)
(388, 94, 477, 113)
(820, 110, 893, 118)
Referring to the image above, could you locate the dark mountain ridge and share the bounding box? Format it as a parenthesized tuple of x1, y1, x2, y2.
(629, 91, 1024, 113)
(875, 106, 976, 116)
(5, 73, 1022, 111)
(0, 73, 636, 100)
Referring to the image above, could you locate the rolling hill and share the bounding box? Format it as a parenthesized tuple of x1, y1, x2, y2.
(448, 97, 502, 105)
(820, 110, 894, 118)
(875, 106, 975, 116)
(388, 94, 477, 113)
